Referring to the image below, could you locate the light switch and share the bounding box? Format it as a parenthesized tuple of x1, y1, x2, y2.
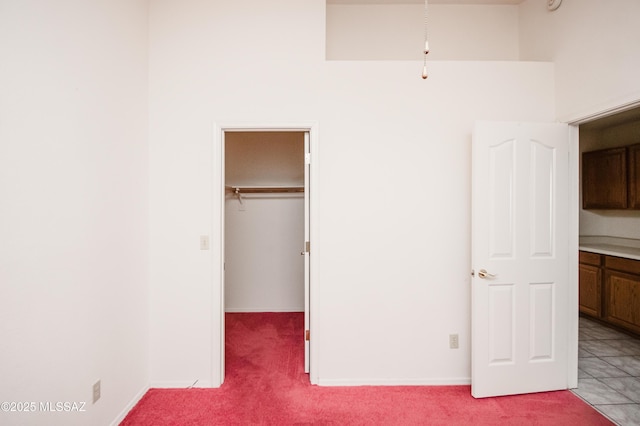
(200, 235, 210, 250)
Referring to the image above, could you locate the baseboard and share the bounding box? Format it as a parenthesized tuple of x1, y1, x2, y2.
(316, 378, 471, 387)
(149, 380, 214, 388)
(109, 384, 149, 426)
(225, 308, 304, 313)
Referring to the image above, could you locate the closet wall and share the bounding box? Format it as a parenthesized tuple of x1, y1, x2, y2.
(225, 132, 305, 312)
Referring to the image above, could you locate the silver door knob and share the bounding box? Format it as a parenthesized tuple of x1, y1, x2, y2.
(478, 269, 496, 279)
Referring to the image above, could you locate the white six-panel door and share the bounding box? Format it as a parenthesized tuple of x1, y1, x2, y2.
(471, 121, 571, 398)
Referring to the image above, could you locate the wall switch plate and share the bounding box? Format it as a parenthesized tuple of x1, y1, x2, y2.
(449, 334, 459, 349)
(93, 380, 101, 404)
(200, 235, 210, 250)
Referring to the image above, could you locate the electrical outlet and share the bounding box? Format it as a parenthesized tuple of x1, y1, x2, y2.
(93, 380, 101, 404)
(449, 334, 459, 349)
(200, 235, 210, 250)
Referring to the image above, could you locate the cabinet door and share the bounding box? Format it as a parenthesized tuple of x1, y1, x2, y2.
(629, 144, 640, 209)
(605, 269, 640, 334)
(579, 263, 602, 318)
(582, 147, 627, 209)
(580, 250, 601, 267)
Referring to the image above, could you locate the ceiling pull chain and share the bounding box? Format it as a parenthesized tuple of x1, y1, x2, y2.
(422, 0, 429, 79)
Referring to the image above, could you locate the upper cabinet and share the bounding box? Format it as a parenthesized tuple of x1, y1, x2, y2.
(630, 144, 640, 209)
(583, 143, 640, 210)
(583, 147, 628, 209)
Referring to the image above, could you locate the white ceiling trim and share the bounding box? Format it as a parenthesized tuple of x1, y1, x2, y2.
(327, 0, 524, 4)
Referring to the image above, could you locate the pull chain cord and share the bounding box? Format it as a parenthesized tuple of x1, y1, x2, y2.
(422, 0, 429, 79)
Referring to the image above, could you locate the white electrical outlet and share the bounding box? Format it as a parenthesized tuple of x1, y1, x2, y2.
(93, 380, 101, 404)
(449, 334, 459, 349)
(200, 235, 210, 250)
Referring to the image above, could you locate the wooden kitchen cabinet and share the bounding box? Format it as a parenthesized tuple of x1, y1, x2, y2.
(629, 143, 640, 209)
(604, 256, 640, 334)
(579, 251, 602, 318)
(582, 147, 627, 209)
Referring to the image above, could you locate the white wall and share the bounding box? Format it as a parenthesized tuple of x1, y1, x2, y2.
(148, 0, 325, 387)
(148, 0, 556, 387)
(225, 132, 305, 312)
(317, 60, 555, 384)
(519, 0, 640, 248)
(579, 120, 640, 240)
(519, 0, 640, 121)
(225, 196, 304, 311)
(0, 1, 149, 425)
(327, 4, 519, 60)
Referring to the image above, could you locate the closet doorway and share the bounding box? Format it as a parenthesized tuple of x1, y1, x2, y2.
(219, 127, 313, 381)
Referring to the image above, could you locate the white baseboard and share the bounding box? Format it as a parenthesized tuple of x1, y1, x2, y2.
(109, 384, 149, 426)
(149, 380, 214, 388)
(316, 377, 471, 387)
(224, 308, 304, 313)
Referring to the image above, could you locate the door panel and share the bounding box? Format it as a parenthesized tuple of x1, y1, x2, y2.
(488, 284, 515, 364)
(489, 140, 515, 259)
(530, 282, 554, 360)
(472, 121, 570, 398)
(530, 141, 555, 257)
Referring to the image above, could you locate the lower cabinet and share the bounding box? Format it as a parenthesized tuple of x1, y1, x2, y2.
(579, 263, 602, 317)
(579, 251, 640, 336)
(604, 256, 640, 334)
(579, 251, 602, 318)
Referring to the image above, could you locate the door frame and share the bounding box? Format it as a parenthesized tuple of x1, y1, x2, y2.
(568, 123, 579, 390)
(565, 99, 640, 389)
(211, 122, 320, 387)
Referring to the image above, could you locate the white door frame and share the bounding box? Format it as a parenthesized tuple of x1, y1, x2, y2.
(565, 99, 640, 389)
(211, 122, 320, 387)
(568, 123, 579, 390)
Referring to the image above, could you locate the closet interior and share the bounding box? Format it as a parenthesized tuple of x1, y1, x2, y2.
(224, 131, 306, 313)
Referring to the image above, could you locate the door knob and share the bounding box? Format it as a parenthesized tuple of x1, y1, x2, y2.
(478, 269, 496, 279)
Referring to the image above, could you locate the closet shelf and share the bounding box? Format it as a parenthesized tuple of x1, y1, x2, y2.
(225, 185, 304, 194)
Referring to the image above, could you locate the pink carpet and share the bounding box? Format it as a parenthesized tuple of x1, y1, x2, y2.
(121, 312, 612, 425)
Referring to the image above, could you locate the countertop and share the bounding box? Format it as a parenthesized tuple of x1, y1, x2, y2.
(579, 236, 640, 261)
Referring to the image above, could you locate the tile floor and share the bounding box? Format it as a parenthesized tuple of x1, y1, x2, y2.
(573, 316, 640, 425)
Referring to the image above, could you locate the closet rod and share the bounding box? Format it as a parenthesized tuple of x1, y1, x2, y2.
(225, 185, 304, 194)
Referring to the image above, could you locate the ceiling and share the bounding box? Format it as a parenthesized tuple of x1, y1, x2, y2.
(327, 0, 524, 4)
